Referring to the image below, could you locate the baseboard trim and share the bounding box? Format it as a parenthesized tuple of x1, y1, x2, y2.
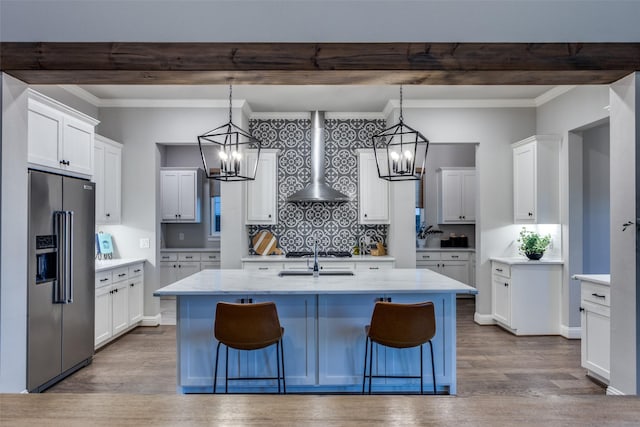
(560, 325, 581, 339)
(606, 386, 625, 396)
(474, 312, 495, 325)
(140, 314, 161, 327)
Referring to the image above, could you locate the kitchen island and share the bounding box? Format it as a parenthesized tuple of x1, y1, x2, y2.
(154, 268, 477, 394)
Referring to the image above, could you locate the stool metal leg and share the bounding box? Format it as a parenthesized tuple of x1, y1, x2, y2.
(368, 339, 374, 395)
(280, 339, 286, 394)
(429, 340, 436, 395)
(362, 336, 369, 394)
(419, 344, 424, 395)
(213, 341, 222, 394)
(276, 340, 281, 394)
(225, 346, 229, 393)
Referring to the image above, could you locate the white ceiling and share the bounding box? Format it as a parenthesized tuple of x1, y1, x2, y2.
(70, 84, 565, 113)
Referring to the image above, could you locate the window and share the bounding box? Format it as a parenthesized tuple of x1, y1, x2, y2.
(209, 171, 221, 236)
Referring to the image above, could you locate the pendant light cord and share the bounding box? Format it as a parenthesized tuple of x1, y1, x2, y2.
(228, 84, 233, 122)
(399, 85, 404, 123)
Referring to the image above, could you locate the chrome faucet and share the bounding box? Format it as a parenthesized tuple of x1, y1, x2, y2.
(313, 240, 320, 277)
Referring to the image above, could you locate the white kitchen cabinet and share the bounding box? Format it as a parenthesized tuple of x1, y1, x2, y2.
(159, 251, 220, 285)
(437, 167, 475, 224)
(416, 251, 472, 287)
(94, 135, 122, 224)
(27, 89, 98, 178)
(577, 277, 611, 383)
(95, 262, 145, 348)
(490, 260, 562, 335)
(246, 149, 278, 225)
(358, 150, 389, 224)
(512, 135, 560, 224)
(160, 168, 202, 223)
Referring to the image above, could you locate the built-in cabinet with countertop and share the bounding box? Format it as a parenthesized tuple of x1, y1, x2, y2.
(358, 149, 389, 224)
(512, 135, 560, 224)
(491, 257, 563, 335)
(27, 89, 99, 178)
(416, 249, 475, 287)
(160, 168, 203, 223)
(246, 149, 278, 225)
(94, 135, 122, 224)
(159, 249, 221, 286)
(437, 167, 476, 224)
(574, 274, 610, 384)
(95, 260, 145, 349)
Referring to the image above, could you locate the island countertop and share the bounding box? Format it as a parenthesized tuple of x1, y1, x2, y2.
(153, 268, 477, 296)
(572, 274, 610, 286)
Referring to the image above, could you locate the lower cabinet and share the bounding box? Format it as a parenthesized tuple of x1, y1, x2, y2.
(490, 260, 562, 335)
(580, 280, 610, 383)
(95, 262, 145, 348)
(416, 251, 472, 286)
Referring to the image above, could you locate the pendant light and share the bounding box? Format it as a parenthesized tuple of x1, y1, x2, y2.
(372, 86, 429, 181)
(198, 85, 262, 181)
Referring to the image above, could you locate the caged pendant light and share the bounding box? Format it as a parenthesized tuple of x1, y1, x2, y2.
(371, 86, 429, 181)
(198, 85, 262, 181)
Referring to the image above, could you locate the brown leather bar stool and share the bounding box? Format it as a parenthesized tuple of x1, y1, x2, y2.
(362, 300, 437, 395)
(213, 301, 286, 394)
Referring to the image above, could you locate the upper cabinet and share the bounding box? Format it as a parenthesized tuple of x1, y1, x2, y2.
(94, 135, 122, 225)
(246, 149, 278, 225)
(27, 89, 99, 178)
(358, 149, 389, 224)
(160, 168, 203, 223)
(512, 135, 560, 224)
(437, 167, 476, 224)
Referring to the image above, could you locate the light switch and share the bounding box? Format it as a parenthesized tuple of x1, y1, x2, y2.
(179, 232, 185, 241)
(139, 238, 150, 249)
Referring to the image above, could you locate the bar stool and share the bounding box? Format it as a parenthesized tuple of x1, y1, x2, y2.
(213, 301, 286, 394)
(362, 300, 437, 395)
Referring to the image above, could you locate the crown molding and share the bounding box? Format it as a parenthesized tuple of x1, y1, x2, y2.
(534, 85, 577, 107)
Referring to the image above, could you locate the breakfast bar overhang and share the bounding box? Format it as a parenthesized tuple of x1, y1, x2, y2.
(154, 268, 477, 394)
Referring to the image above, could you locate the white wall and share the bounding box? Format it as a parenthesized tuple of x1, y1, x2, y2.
(2, 1, 640, 42)
(402, 107, 536, 316)
(536, 86, 609, 331)
(0, 73, 28, 392)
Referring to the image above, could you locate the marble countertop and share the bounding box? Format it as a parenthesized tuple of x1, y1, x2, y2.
(241, 255, 395, 262)
(490, 257, 564, 265)
(95, 258, 146, 272)
(153, 268, 477, 296)
(416, 248, 475, 252)
(161, 248, 220, 252)
(572, 274, 610, 286)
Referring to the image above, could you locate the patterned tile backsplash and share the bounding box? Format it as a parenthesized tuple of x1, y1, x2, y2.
(248, 118, 388, 253)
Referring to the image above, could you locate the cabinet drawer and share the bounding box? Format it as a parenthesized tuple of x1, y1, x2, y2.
(95, 271, 112, 288)
(441, 252, 469, 261)
(492, 262, 511, 278)
(179, 252, 201, 261)
(320, 262, 355, 271)
(160, 252, 178, 262)
(129, 264, 144, 278)
(581, 282, 610, 307)
(111, 266, 129, 283)
(244, 262, 282, 271)
(357, 262, 393, 271)
(202, 252, 220, 261)
(416, 252, 441, 261)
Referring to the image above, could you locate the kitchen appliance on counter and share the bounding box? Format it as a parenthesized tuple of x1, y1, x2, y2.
(286, 251, 353, 258)
(28, 170, 95, 392)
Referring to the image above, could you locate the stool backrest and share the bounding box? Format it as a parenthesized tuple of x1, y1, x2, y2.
(214, 301, 282, 350)
(368, 301, 436, 348)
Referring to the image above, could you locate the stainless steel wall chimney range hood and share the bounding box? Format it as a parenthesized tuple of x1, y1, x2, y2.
(287, 111, 350, 203)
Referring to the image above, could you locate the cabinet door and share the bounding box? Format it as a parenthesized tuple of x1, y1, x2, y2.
(461, 170, 476, 222)
(513, 142, 536, 222)
(417, 261, 440, 274)
(358, 151, 389, 224)
(441, 170, 463, 222)
(178, 170, 197, 221)
(581, 301, 610, 380)
(95, 285, 113, 347)
(246, 151, 277, 224)
(440, 261, 469, 284)
(103, 143, 122, 223)
(160, 171, 181, 221)
(111, 282, 129, 335)
(492, 276, 511, 326)
(128, 278, 144, 325)
(94, 142, 107, 223)
(28, 100, 64, 170)
(160, 262, 178, 287)
(177, 262, 201, 280)
(62, 116, 94, 176)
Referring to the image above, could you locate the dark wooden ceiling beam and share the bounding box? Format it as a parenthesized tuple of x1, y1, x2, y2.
(1, 42, 639, 85)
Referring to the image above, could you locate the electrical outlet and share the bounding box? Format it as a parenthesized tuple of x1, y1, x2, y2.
(179, 232, 185, 241)
(139, 238, 150, 249)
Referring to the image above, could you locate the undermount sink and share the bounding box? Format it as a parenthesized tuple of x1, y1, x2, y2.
(278, 270, 355, 277)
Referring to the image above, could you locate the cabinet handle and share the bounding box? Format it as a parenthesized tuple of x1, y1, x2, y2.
(114, 288, 118, 293)
(118, 273, 126, 277)
(591, 293, 606, 299)
(130, 283, 134, 287)
(134, 269, 141, 273)
(364, 213, 368, 218)
(106, 213, 110, 217)
(579, 307, 585, 312)
(451, 255, 459, 259)
(178, 264, 182, 268)
(100, 278, 109, 282)
(622, 221, 634, 231)
(369, 266, 379, 270)
(422, 255, 430, 259)
(240, 298, 254, 304)
(178, 214, 181, 218)
(268, 214, 272, 218)
(186, 256, 193, 259)
(258, 267, 268, 270)
(504, 283, 509, 287)
(528, 212, 533, 217)
(495, 268, 503, 272)
(59, 159, 70, 166)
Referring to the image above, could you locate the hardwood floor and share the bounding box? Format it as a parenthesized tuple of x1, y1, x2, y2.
(5, 299, 636, 426)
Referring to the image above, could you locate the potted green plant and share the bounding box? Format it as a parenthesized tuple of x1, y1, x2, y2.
(517, 227, 552, 260)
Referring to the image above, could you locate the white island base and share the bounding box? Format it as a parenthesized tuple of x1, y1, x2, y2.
(154, 269, 477, 395)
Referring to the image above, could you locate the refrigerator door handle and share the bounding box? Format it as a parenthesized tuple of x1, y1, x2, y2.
(54, 211, 66, 304)
(66, 211, 74, 304)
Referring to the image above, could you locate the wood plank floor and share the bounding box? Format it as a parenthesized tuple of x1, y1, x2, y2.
(4, 299, 636, 426)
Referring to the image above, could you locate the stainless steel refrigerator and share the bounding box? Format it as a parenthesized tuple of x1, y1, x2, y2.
(28, 170, 95, 392)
